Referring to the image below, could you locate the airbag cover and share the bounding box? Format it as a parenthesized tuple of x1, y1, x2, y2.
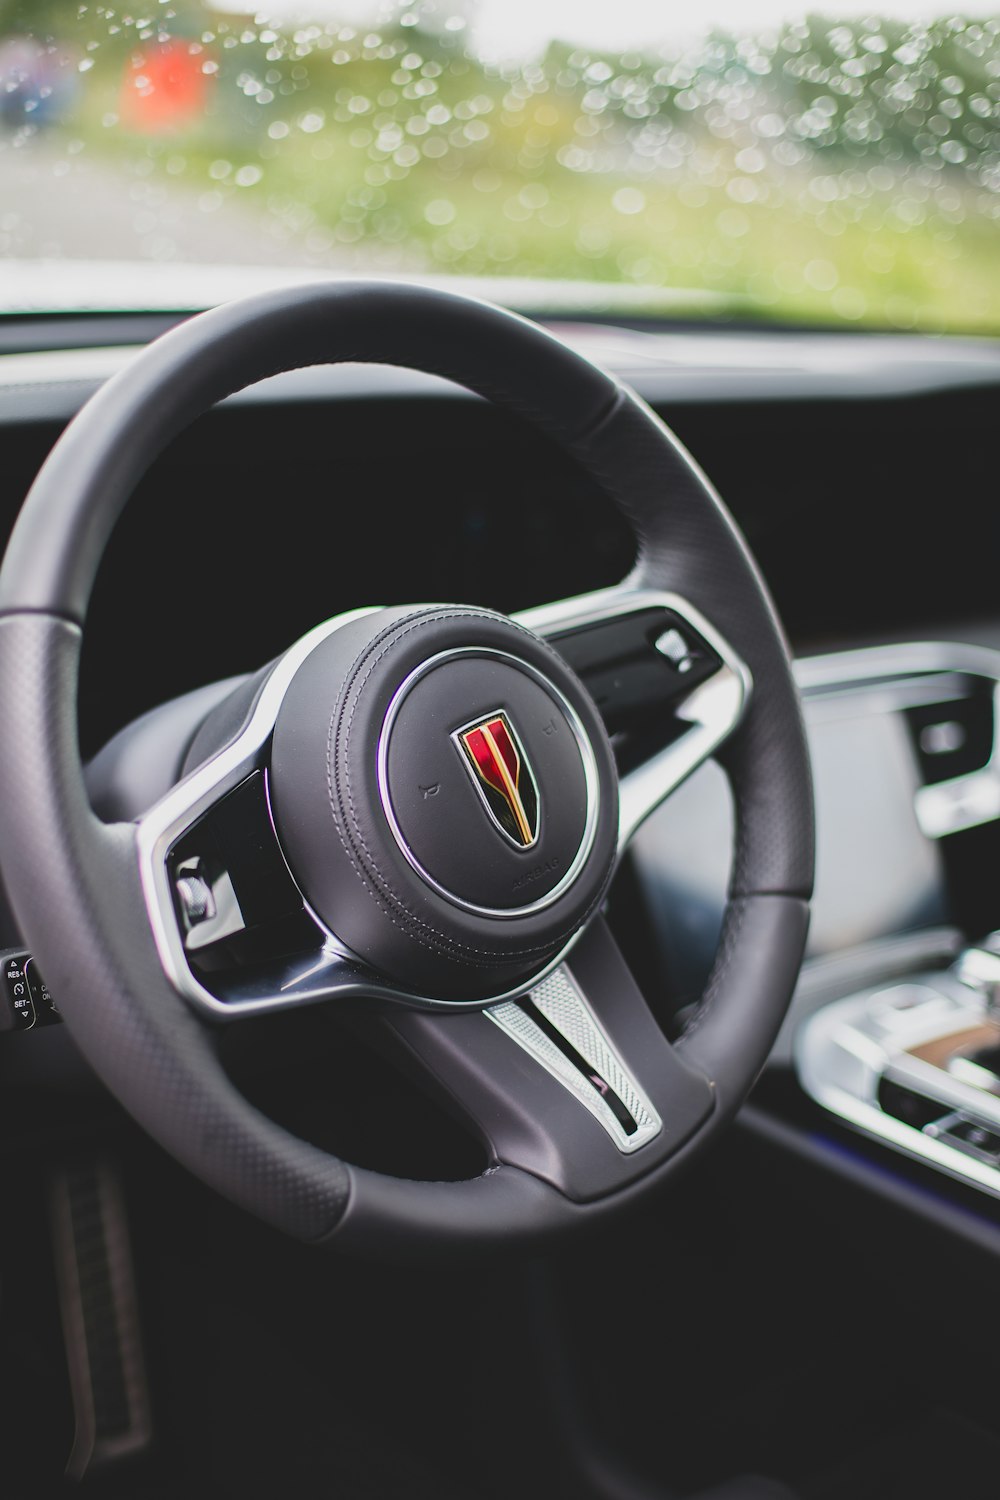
(269, 605, 618, 1000)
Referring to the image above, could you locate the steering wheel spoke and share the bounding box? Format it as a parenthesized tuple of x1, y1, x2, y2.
(133, 609, 416, 1021)
(517, 585, 751, 850)
(380, 916, 714, 1202)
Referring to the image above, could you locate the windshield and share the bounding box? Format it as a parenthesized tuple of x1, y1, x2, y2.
(2, 1, 1000, 331)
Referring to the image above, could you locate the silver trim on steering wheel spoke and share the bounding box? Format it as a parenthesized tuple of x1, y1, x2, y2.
(135, 607, 385, 1021)
(488, 965, 662, 1153)
(516, 586, 752, 851)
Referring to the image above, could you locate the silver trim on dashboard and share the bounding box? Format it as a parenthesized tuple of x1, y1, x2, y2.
(135, 607, 381, 1017)
(796, 640, 1000, 839)
(796, 977, 1000, 1201)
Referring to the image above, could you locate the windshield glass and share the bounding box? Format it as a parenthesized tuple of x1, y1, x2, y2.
(2, 1, 1000, 331)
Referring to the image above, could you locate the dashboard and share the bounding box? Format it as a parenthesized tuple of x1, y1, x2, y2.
(0, 323, 997, 749)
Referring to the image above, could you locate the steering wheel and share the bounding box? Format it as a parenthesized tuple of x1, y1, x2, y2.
(0, 283, 813, 1253)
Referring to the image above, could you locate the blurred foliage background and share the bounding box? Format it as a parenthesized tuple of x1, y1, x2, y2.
(1, 1, 1000, 331)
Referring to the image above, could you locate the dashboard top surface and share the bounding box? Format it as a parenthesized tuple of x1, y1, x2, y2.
(0, 321, 998, 426)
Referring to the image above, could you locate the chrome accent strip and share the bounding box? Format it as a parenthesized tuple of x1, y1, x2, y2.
(794, 639, 1000, 693)
(135, 607, 382, 1018)
(376, 649, 600, 917)
(796, 978, 1000, 1201)
(795, 641, 1000, 840)
(516, 586, 752, 852)
(915, 768, 1000, 839)
(488, 966, 661, 1153)
(802, 1084, 1000, 1200)
(617, 662, 747, 850)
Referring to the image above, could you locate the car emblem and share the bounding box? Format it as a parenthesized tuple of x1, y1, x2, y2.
(454, 711, 540, 849)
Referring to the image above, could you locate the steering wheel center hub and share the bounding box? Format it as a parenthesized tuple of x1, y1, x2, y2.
(379, 646, 600, 916)
(269, 606, 620, 1000)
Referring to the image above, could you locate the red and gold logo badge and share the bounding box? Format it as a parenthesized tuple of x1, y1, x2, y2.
(455, 712, 539, 848)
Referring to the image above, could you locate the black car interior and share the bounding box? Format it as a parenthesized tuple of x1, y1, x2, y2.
(1, 290, 1000, 1500)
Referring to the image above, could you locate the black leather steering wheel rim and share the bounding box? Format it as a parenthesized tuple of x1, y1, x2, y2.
(0, 282, 813, 1252)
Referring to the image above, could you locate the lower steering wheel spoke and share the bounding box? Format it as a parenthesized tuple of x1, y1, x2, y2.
(486, 967, 662, 1158)
(380, 917, 715, 1203)
(516, 585, 751, 852)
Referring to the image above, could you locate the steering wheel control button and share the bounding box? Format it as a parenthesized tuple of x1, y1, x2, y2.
(0, 950, 60, 1033)
(166, 774, 311, 972)
(269, 605, 620, 1000)
(551, 607, 721, 734)
(175, 864, 216, 927)
(2, 952, 34, 1030)
(654, 627, 699, 674)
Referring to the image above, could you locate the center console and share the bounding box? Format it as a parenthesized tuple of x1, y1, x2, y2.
(797, 956, 1000, 1198)
(789, 643, 1000, 1198)
(633, 637, 1000, 1201)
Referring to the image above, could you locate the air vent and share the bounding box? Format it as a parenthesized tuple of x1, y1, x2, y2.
(906, 682, 995, 785)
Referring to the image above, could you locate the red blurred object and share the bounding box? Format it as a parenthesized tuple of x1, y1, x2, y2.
(120, 39, 210, 132)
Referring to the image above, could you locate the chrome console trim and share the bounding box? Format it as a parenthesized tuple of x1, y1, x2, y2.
(796, 976, 1000, 1200)
(795, 639, 1000, 694)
